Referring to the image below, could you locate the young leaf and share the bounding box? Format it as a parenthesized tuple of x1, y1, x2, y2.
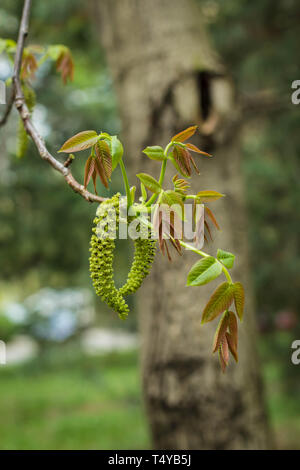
(226, 332, 238, 362)
(111, 135, 124, 170)
(94, 155, 108, 188)
(186, 143, 212, 157)
(233, 282, 245, 321)
(161, 190, 185, 221)
(96, 140, 112, 180)
(140, 182, 147, 202)
(197, 190, 225, 203)
(171, 125, 198, 142)
(187, 256, 222, 287)
(84, 155, 95, 188)
(227, 311, 238, 361)
(130, 186, 136, 202)
(58, 130, 99, 153)
(220, 335, 229, 365)
(205, 206, 220, 230)
(201, 282, 235, 323)
(217, 249, 235, 269)
(143, 146, 165, 161)
(212, 310, 229, 353)
(172, 147, 191, 177)
(136, 173, 161, 194)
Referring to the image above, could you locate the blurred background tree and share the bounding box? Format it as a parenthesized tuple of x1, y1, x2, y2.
(0, 0, 299, 450)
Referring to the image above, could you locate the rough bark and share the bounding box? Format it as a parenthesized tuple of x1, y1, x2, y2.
(96, 0, 272, 449)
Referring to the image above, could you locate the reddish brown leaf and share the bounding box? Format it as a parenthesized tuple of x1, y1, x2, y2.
(189, 154, 200, 174)
(220, 335, 229, 365)
(56, 49, 74, 84)
(186, 143, 212, 157)
(94, 154, 108, 188)
(205, 206, 220, 230)
(212, 311, 229, 353)
(204, 220, 213, 241)
(96, 140, 112, 180)
(84, 155, 95, 188)
(226, 332, 238, 362)
(91, 169, 98, 195)
(173, 146, 191, 177)
(171, 125, 198, 143)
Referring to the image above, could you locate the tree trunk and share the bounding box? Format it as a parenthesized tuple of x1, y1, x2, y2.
(95, 0, 272, 449)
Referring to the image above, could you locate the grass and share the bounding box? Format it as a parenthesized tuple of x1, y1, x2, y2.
(0, 348, 150, 450)
(0, 336, 299, 449)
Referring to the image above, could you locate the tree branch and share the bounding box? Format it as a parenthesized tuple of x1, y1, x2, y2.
(0, 88, 15, 127)
(10, 0, 105, 204)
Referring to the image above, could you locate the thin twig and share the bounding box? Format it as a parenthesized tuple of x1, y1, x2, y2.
(11, 0, 105, 203)
(0, 88, 15, 127)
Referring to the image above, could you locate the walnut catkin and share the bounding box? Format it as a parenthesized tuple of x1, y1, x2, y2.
(89, 193, 156, 318)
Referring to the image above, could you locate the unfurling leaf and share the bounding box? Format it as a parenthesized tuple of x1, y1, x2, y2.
(171, 146, 191, 177)
(219, 335, 229, 370)
(233, 282, 245, 321)
(58, 130, 99, 153)
(110, 135, 124, 170)
(205, 206, 220, 230)
(96, 140, 112, 180)
(213, 310, 229, 353)
(140, 182, 147, 202)
(94, 154, 108, 188)
(187, 256, 222, 287)
(227, 311, 238, 361)
(226, 332, 238, 362)
(56, 47, 74, 84)
(160, 190, 185, 221)
(171, 125, 198, 142)
(136, 173, 161, 193)
(21, 50, 38, 80)
(172, 174, 190, 195)
(143, 146, 165, 161)
(130, 186, 136, 202)
(201, 281, 234, 323)
(197, 190, 225, 203)
(217, 249, 235, 269)
(185, 143, 212, 157)
(84, 155, 95, 188)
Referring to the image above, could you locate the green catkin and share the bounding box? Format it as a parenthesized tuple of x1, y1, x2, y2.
(119, 235, 156, 297)
(89, 193, 129, 319)
(16, 84, 36, 159)
(89, 193, 156, 318)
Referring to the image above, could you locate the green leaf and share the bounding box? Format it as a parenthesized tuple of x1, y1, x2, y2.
(233, 282, 245, 321)
(110, 136, 124, 170)
(201, 282, 235, 323)
(187, 256, 222, 286)
(130, 186, 136, 202)
(58, 130, 99, 153)
(197, 190, 225, 202)
(143, 146, 165, 161)
(140, 183, 147, 202)
(217, 249, 235, 269)
(136, 173, 161, 194)
(161, 190, 185, 220)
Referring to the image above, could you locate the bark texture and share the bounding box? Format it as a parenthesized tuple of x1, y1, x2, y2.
(96, 0, 272, 449)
